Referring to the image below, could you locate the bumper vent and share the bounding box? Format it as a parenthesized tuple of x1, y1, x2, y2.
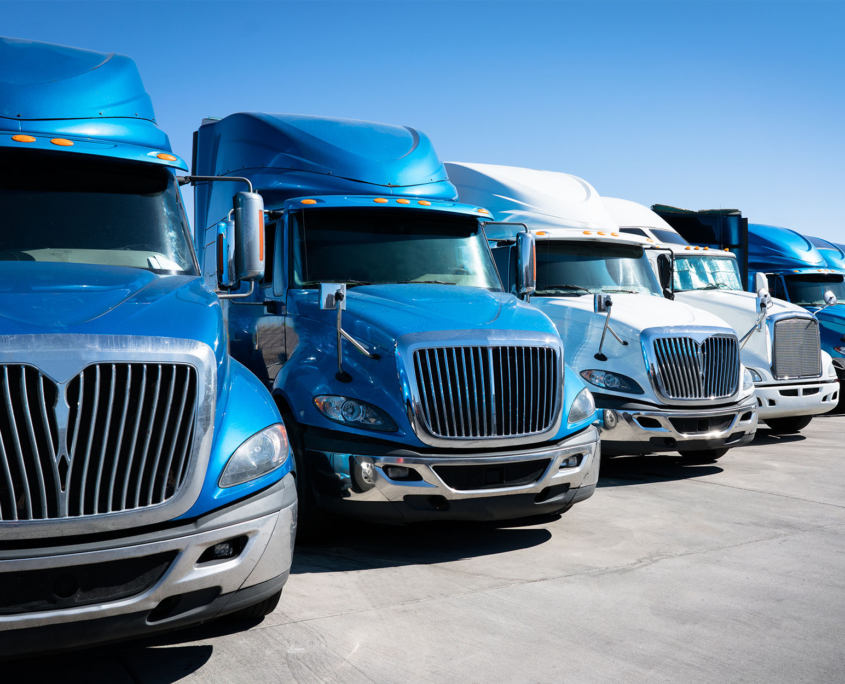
(413, 346, 559, 439)
(772, 317, 821, 379)
(651, 335, 739, 400)
(0, 363, 198, 521)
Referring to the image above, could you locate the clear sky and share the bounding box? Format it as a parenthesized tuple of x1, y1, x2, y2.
(5, 0, 844, 242)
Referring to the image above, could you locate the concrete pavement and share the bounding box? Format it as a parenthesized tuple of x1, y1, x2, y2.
(9, 415, 845, 683)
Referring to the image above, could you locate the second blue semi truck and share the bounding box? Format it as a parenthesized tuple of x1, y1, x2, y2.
(193, 113, 601, 527)
(653, 205, 845, 411)
(0, 38, 296, 656)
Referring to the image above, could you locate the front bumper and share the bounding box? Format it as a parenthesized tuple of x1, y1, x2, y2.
(598, 397, 758, 456)
(307, 427, 600, 523)
(0, 474, 297, 658)
(755, 379, 840, 420)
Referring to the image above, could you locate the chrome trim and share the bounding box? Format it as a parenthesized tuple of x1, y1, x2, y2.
(0, 335, 215, 539)
(395, 329, 564, 448)
(641, 326, 740, 404)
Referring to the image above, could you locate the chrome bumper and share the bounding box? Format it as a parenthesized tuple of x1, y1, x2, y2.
(755, 380, 840, 420)
(598, 397, 758, 456)
(311, 427, 600, 522)
(0, 474, 296, 649)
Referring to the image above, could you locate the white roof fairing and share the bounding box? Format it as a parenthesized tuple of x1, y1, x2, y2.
(445, 162, 617, 232)
(602, 197, 677, 232)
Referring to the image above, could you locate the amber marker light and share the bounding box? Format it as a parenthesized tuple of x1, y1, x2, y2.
(418, 200, 431, 206)
(685, 246, 692, 250)
(477, 208, 489, 214)
(583, 231, 592, 235)
(157, 153, 177, 161)
(12, 134, 36, 143)
(301, 199, 317, 204)
(535, 231, 548, 236)
(396, 198, 410, 204)
(703, 247, 709, 250)
(724, 248, 730, 252)
(611, 233, 619, 237)
(646, 238, 654, 242)
(50, 138, 73, 147)
(374, 198, 388, 204)
(597, 232, 606, 236)
(694, 246, 701, 250)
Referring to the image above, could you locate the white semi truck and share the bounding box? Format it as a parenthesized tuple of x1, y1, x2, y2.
(446, 163, 758, 462)
(601, 198, 840, 433)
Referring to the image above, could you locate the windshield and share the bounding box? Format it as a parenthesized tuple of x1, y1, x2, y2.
(534, 241, 662, 297)
(291, 208, 501, 290)
(0, 149, 196, 275)
(651, 228, 689, 246)
(785, 274, 845, 307)
(674, 256, 742, 291)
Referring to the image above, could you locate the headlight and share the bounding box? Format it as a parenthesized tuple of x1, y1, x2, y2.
(568, 388, 596, 425)
(220, 424, 289, 488)
(834, 347, 845, 356)
(742, 368, 754, 391)
(748, 368, 763, 382)
(314, 395, 397, 432)
(580, 369, 644, 395)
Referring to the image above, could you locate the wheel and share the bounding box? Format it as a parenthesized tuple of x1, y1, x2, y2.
(678, 447, 729, 464)
(280, 410, 322, 541)
(227, 589, 282, 621)
(765, 415, 813, 434)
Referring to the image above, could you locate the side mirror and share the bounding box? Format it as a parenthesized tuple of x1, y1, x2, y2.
(657, 253, 674, 300)
(756, 287, 772, 314)
(824, 290, 838, 308)
(594, 294, 612, 312)
(216, 218, 237, 289)
(754, 272, 768, 295)
(319, 283, 347, 310)
(516, 231, 536, 297)
(233, 191, 265, 282)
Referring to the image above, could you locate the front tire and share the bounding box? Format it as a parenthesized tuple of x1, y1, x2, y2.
(765, 415, 813, 433)
(281, 411, 322, 541)
(679, 447, 729, 464)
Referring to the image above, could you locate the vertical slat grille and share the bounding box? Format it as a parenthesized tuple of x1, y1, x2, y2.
(651, 335, 739, 400)
(413, 346, 559, 439)
(0, 363, 197, 522)
(772, 318, 821, 379)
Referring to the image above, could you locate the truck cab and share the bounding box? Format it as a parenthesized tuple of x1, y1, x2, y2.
(0, 39, 295, 657)
(652, 206, 845, 413)
(446, 163, 758, 463)
(193, 114, 600, 527)
(604, 199, 840, 432)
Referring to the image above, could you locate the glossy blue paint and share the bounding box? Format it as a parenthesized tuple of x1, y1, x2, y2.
(0, 36, 187, 171)
(808, 235, 845, 271)
(748, 223, 826, 275)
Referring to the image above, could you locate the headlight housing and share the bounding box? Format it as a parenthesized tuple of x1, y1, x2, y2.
(580, 369, 644, 395)
(220, 424, 289, 488)
(568, 388, 596, 425)
(748, 368, 763, 382)
(314, 395, 397, 432)
(742, 368, 754, 392)
(829, 362, 838, 378)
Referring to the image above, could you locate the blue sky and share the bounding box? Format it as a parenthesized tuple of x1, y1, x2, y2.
(5, 1, 844, 242)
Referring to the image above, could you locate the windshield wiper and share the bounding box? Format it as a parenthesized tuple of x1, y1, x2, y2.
(536, 284, 590, 295)
(394, 280, 457, 285)
(302, 280, 373, 288)
(601, 288, 639, 294)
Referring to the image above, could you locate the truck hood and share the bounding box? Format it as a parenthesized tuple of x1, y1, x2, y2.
(534, 293, 733, 341)
(0, 262, 223, 361)
(675, 289, 801, 332)
(290, 284, 556, 351)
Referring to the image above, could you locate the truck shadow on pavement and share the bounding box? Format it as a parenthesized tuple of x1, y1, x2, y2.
(598, 454, 724, 488)
(750, 427, 808, 447)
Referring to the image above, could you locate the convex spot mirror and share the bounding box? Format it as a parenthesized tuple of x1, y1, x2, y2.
(216, 218, 237, 289)
(233, 191, 265, 282)
(516, 231, 536, 297)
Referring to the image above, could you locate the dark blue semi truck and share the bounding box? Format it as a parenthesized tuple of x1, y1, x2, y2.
(653, 205, 845, 411)
(193, 113, 601, 528)
(0, 38, 296, 656)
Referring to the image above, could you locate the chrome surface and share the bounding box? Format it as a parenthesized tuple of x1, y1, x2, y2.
(0, 335, 215, 538)
(642, 327, 740, 402)
(770, 314, 821, 380)
(400, 329, 562, 446)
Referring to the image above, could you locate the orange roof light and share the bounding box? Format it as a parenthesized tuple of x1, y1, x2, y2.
(583, 231, 592, 235)
(724, 248, 730, 252)
(597, 232, 606, 236)
(646, 238, 654, 242)
(12, 134, 36, 143)
(685, 246, 692, 250)
(535, 231, 548, 236)
(374, 198, 388, 204)
(50, 138, 73, 147)
(611, 232, 619, 236)
(157, 153, 177, 161)
(477, 208, 489, 214)
(694, 246, 701, 250)
(418, 200, 431, 206)
(301, 199, 317, 205)
(396, 198, 410, 204)
(703, 246, 709, 250)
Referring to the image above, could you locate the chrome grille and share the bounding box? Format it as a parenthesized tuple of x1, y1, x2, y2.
(772, 317, 821, 379)
(413, 346, 559, 439)
(0, 363, 198, 521)
(651, 335, 739, 400)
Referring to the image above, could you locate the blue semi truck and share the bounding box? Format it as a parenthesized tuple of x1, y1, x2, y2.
(192, 113, 600, 528)
(0, 38, 296, 656)
(652, 206, 845, 411)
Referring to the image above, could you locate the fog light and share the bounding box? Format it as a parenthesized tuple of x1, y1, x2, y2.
(386, 466, 409, 479)
(197, 536, 247, 564)
(603, 409, 618, 429)
(560, 455, 581, 468)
